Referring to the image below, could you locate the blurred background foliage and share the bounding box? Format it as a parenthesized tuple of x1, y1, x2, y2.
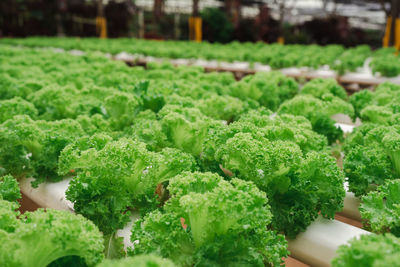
(0, 0, 392, 48)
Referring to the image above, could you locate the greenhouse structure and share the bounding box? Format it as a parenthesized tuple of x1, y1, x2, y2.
(1, 0, 400, 266)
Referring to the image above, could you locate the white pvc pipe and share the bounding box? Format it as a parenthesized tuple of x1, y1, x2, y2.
(335, 121, 356, 133)
(20, 177, 369, 266)
(19, 177, 73, 212)
(339, 192, 362, 221)
(20, 176, 363, 222)
(9, 45, 400, 83)
(334, 122, 363, 222)
(19, 177, 137, 248)
(288, 217, 370, 267)
(18, 122, 366, 264)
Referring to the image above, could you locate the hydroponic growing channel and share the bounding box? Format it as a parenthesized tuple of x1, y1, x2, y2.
(1, 43, 400, 267)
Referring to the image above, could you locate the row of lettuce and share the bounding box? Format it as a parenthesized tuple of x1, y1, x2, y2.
(1, 37, 400, 77)
(0, 44, 397, 267)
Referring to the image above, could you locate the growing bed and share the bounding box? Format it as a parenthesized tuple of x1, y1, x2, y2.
(1, 42, 399, 267)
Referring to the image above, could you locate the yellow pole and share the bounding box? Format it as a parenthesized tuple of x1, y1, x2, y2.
(188, 16, 202, 42)
(96, 16, 107, 39)
(383, 16, 392, 47)
(194, 17, 202, 42)
(96, 0, 107, 39)
(396, 18, 400, 52)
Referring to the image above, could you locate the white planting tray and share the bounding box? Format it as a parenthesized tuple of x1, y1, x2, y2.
(113, 51, 400, 85)
(19, 178, 134, 248)
(20, 177, 74, 212)
(18, 122, 367, 266)
(288, 217, 368, 267)
(340, 192, 362, 221)
(15, 45, 400, 85)
(19, 172, 369, 266)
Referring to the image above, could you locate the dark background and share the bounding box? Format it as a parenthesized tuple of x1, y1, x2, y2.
(0, 0, 394, 48)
